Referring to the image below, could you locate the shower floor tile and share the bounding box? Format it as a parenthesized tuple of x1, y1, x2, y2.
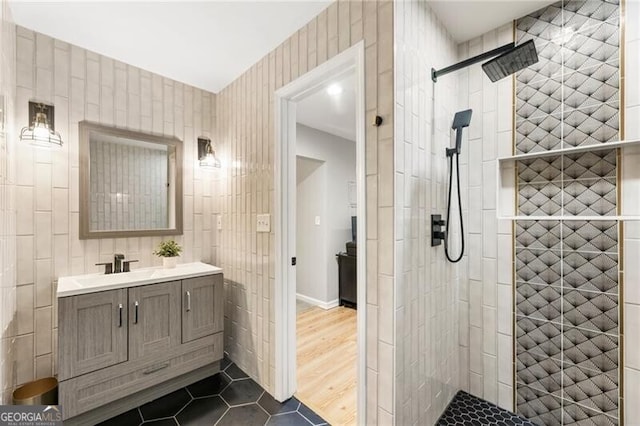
(437, 391, 537, 426)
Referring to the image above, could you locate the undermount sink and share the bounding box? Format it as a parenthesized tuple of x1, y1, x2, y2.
(57, 262, 223, 297)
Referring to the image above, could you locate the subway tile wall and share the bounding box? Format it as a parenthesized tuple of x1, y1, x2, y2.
(13, 27, 218, 388)
(393, 1, 463, 423)
(456, 24, 515, 411)
(214, 1, 395, 422)
(0, 0, 17, 404)
(623, 0, 640, 422)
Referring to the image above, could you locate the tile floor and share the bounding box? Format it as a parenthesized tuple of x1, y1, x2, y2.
(98, 356, 328, 426)
(437, 391, 536, 426)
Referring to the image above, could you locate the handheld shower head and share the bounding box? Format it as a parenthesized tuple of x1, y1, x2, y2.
(447, 109, 473, 157)
(435, 109, 473, 263)
(452, 109, 473, 130)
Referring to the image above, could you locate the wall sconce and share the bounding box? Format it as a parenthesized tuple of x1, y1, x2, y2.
(19, 101, 63, 147)
(197, 137, 221, 169)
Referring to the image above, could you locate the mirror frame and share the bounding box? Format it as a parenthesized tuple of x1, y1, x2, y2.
(79, 121, 183, 239)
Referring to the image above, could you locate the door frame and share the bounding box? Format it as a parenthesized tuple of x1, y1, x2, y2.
(273, 41, 367, 422)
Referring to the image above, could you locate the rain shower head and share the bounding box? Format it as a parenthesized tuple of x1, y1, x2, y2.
(482, 40, 538, 82)
(431, 40, 539, 83)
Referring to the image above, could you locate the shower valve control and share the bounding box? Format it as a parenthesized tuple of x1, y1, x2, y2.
(431, 214, 446, 247)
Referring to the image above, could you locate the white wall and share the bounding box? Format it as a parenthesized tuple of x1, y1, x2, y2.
(296, 156, 326, 303)
(295, 123, 355, 305)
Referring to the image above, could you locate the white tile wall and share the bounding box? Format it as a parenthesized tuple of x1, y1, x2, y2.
(394, 1, 461, 423)
(0, 0, 16, 403)
(624, 4, 640, 412)
(457, 23, 514, 412)
(215, 1, 395, 422)
(13, 26, 217, 386)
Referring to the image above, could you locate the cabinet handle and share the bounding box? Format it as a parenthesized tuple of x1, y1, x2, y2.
(118, 304, 123, 327)
(186, 291, 191, 312)
(143, 363, 170, 375)
(134, 301, 139, 324)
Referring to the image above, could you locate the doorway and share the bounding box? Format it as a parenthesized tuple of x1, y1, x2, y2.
(274, 42, 366, 425)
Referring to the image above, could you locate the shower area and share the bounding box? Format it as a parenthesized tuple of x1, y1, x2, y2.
(394, 0, 638, 424)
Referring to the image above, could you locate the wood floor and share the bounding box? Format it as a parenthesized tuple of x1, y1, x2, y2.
(296, 305, 357, 426)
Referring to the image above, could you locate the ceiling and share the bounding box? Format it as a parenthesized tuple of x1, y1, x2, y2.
(296, 72, 356, 142)
(9, 1, 557, 94)
(428, 0, 556, 42)
(9, 1, 331, 93)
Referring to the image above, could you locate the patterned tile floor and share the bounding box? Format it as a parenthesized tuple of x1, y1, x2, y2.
(437, 391, 537, 426)
(99, 356, 328, 426)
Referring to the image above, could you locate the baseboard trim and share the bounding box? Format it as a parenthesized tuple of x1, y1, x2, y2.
(296, 293, 339, 310)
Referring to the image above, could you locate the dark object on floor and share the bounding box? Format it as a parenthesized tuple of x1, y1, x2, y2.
(437, 391, 537, 426)
(98, 355, 329, 426)
(337, 241, 357, 308)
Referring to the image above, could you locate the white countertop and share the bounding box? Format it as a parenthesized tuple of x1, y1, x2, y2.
(57, 262, 223, 297)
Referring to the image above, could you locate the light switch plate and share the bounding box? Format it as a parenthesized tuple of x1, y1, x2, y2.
(216, 215, 222, 230)
(257, 214, 270, 233)
(314, 216, 320, 225)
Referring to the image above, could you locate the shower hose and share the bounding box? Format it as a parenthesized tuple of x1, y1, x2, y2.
(444, 151, 464, 263)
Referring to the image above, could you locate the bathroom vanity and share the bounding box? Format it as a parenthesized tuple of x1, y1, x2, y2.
(56, 262, 223, 424)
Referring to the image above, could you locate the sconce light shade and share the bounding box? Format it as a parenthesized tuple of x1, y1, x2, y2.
(20, 102, 63, 147)
(198, 137, 221, 169)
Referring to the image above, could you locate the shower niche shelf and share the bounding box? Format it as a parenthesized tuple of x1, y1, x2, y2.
(496, 138, 640, 221)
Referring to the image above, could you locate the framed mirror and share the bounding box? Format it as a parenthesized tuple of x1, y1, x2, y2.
(79, 121, 183, 239)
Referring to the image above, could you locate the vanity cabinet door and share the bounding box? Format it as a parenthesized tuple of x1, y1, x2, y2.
(58, 289, 128, 381)
(128, 281, 181, 360)
(182, 275, 223, 343)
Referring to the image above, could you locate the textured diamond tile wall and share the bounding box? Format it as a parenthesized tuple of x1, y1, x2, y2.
(515, 0, 620, 154)
(516, 282, 562, 321)
(517, 385, 563, 426)
(564, 326, 618, 373)
(516, 221, 562, 250)
(514, 0, 622, 424)
(515, 247, 562, 286)
(516, 317, 562, 359)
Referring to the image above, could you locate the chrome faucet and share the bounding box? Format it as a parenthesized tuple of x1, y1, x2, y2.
(114, 253, 125, 273)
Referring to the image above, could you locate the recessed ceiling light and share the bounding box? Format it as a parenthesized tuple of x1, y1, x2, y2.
(327, 84, 343, 96)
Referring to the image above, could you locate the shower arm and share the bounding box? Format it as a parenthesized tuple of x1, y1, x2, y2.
(431, 42, 515, 83)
